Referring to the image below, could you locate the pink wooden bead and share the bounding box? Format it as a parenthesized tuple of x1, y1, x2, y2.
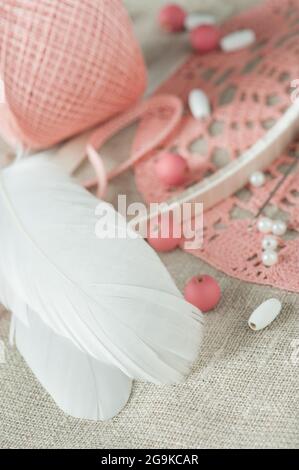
(158, 4, 186, 32)
(190, 25, 220, 53)
(147, 235, 180, 253)
(147, 213, 181, 252)
(155, 152, 188, 187)
(184, 275, 221, 312)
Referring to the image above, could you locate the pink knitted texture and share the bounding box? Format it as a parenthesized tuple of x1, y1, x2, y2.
(133, 0, 299, 293)
(0, 0, 146, 149)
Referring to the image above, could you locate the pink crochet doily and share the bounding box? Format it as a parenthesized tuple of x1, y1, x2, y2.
(133, 0, 299, 293)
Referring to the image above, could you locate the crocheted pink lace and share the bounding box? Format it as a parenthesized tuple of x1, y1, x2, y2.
(133, 0, 299, 292)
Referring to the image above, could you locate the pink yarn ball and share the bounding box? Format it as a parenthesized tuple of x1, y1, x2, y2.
(147, 213, 181, 252)
(158, 4, 186, 32)
(184, 275, 221, 312)
(190, 25, 220, 53)
(155, 152, 188, 187)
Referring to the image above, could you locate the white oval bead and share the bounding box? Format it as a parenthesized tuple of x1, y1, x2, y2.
(188, 89, 211, 120)
(262, 250, 278, 267)
(220, 29, 256, 52)
(272, 220, 287, 236)
(249, 171, 265, 188)
(257, 217, 273, 234)
(248, 298, 282, 331)
(184, 12, 216, 30)
(262, 235, 278, 251)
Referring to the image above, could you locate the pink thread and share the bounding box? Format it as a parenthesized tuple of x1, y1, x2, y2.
(0, 0, 146, 150)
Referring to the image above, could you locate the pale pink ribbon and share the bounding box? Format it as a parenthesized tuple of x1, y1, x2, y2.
(84, 94, 183, 198)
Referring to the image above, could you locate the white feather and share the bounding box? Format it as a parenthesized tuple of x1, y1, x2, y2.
(0, 269, 29, 326)
(0, 267, 132, 421)
(13, 310, 132, 421)
(0, 158, 204, 409)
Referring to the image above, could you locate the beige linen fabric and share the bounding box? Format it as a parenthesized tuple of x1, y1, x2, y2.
(1, 259, 299, 449)
(0, 0, 298, 448)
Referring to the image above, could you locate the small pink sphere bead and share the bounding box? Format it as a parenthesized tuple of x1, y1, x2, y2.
(147, 235, 180, 253)
(184, 275, 221, 312)
(147, 213, 181, 252)
(158, 4, 186, 33)
(190, 25, 220, 53)
(155, 152, 188, 187)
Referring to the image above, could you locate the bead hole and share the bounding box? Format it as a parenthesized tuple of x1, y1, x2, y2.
(249, 322, 257, 330)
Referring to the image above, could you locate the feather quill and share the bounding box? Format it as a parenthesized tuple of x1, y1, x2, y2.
(0, 158, 204, 418)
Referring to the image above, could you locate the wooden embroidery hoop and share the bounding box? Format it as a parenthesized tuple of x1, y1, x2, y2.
(54, 95, 299, 233)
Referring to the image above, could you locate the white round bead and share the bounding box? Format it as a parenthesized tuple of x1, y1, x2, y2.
(249, 171, 266, 188)
(262, 250, 278, 267)
(272, 220, 287, 236)
(257, 217, 273, 234)
(262, 235, 278, 251)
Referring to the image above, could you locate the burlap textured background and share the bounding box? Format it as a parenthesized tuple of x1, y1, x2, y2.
(0, 0, 298, 448)
(1, 254, 298, 448)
